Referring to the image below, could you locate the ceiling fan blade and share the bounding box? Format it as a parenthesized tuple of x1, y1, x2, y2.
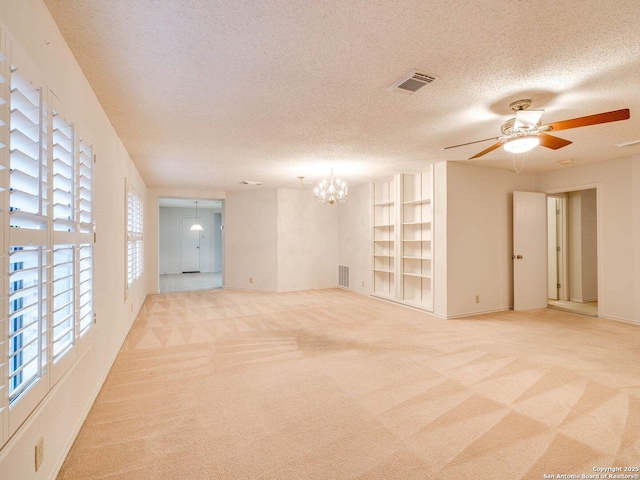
(444, 136, 500, 150)
(537, 133, 572, 150)
(514, 109, 544, 129)
(546, 108, 630, 132)
(469, 140, 506, 159)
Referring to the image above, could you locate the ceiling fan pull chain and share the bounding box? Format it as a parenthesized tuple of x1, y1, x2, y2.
(512, 151, 525, 173)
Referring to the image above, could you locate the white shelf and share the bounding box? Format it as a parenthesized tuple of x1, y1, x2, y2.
(403, 256, 431, 260)
(403, 272, 431, 279)
(373, 239, 394, 242)
(374, 254, 394, 258)
(403, 238, 431, 242)
(402, 221, 431, 225)
(373, 201, 394, 207)
(373, 223, 394, 228)
(403, 198, 431, 205)
(373, 268, 394, 274)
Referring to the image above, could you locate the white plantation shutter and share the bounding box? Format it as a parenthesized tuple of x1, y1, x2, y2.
(127, 186, 143, 289)
(52, 246, 74, 360)
(8, 247, 47, 404)
(7, 64, 51, 430)
(77, 139, 92, 233)
(9, 67, 49, 235)
(77, 243, 93, 340)
(0, 44, 9, 446)
(0, 32, 95, 445)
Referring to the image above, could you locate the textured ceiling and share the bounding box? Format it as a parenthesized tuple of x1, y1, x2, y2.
(43, 0, 640, 191)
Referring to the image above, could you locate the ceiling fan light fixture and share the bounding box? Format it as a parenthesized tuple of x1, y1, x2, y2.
(503, 136, 540, 154)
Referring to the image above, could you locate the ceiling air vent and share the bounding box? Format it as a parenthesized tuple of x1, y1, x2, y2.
(388, 70, 437, 95)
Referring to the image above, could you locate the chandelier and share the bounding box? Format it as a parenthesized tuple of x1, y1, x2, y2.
(314, 169, 348, 205)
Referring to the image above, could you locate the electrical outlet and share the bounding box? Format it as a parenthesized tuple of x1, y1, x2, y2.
(361, 280, 365, 287)
(249, 277, 253, 284)
(475, 295, 480, 304)
(35, 437, 44, 472)
(130, 303, 133, 312)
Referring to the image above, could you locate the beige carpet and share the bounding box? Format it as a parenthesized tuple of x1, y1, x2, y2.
(58, 288, 640, 479)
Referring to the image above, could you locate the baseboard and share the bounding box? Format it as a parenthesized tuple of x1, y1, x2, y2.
(601, 315, 640, 326)
(224, 286, 338, 293)
(337, 285, 371, 297)
(445, 307, 511, 319)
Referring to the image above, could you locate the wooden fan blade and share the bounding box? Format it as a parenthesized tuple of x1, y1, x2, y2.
(444, 136, 500, 150)
(547, 108, 630, 132)
(469, 140, 506, 159)
(537, 133, 572, 150)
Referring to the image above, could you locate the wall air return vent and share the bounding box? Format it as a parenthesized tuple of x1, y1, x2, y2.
(388, 70, 438, 95)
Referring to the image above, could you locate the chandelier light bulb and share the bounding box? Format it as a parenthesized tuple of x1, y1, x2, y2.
(314, 169, 348, 205)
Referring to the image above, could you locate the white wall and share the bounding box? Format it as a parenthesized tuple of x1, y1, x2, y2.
(225, 188, 279, 291)
(277, 189, 338, 291)
(445, 162, 536, 317)
(159, 206, 219, 274)
(0, 2, 148, 479)
(633, 157, 640, 325)
(337, 183, 371, 295)
(433, 162, 448, 317)
(536, 156, 638, 323)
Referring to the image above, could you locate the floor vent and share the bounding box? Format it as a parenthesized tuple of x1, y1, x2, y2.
(388, 70, 437, 94)
(338, 265, 349, 288)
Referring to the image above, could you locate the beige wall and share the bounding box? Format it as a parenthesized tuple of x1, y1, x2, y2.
(444, 162, 536, 317)
(277, 188, 338, 291)
(0, 2, 148, 479)
(337, 183, 371, 295)
(225, 188, 278, 291)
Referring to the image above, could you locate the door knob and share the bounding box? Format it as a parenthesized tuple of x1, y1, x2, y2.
(517, 255, 523, 259)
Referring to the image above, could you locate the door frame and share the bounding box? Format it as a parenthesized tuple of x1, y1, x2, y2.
(544, 183, 602, 318)
(547, 194, 568, 302)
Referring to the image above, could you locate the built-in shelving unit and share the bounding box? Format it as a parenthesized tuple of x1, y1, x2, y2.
(370, 168, 434, 311)
(401, 170, 433, 310)
(372, 178, 396, 298)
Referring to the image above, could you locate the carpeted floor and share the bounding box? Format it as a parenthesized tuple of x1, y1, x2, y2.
(58, 288, 640, 479)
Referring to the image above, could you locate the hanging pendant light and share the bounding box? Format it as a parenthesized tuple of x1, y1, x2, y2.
(190, 201, 203, 231)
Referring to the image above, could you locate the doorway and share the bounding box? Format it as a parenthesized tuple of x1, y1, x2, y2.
(158, 197, 224, 293)
(546, 189, 598, 317)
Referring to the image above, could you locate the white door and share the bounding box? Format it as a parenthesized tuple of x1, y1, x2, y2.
(513, 191, 547, 310)
(181, 217, 200, 272)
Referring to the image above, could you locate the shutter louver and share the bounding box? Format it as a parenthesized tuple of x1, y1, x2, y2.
(52, 113, 74, 232)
